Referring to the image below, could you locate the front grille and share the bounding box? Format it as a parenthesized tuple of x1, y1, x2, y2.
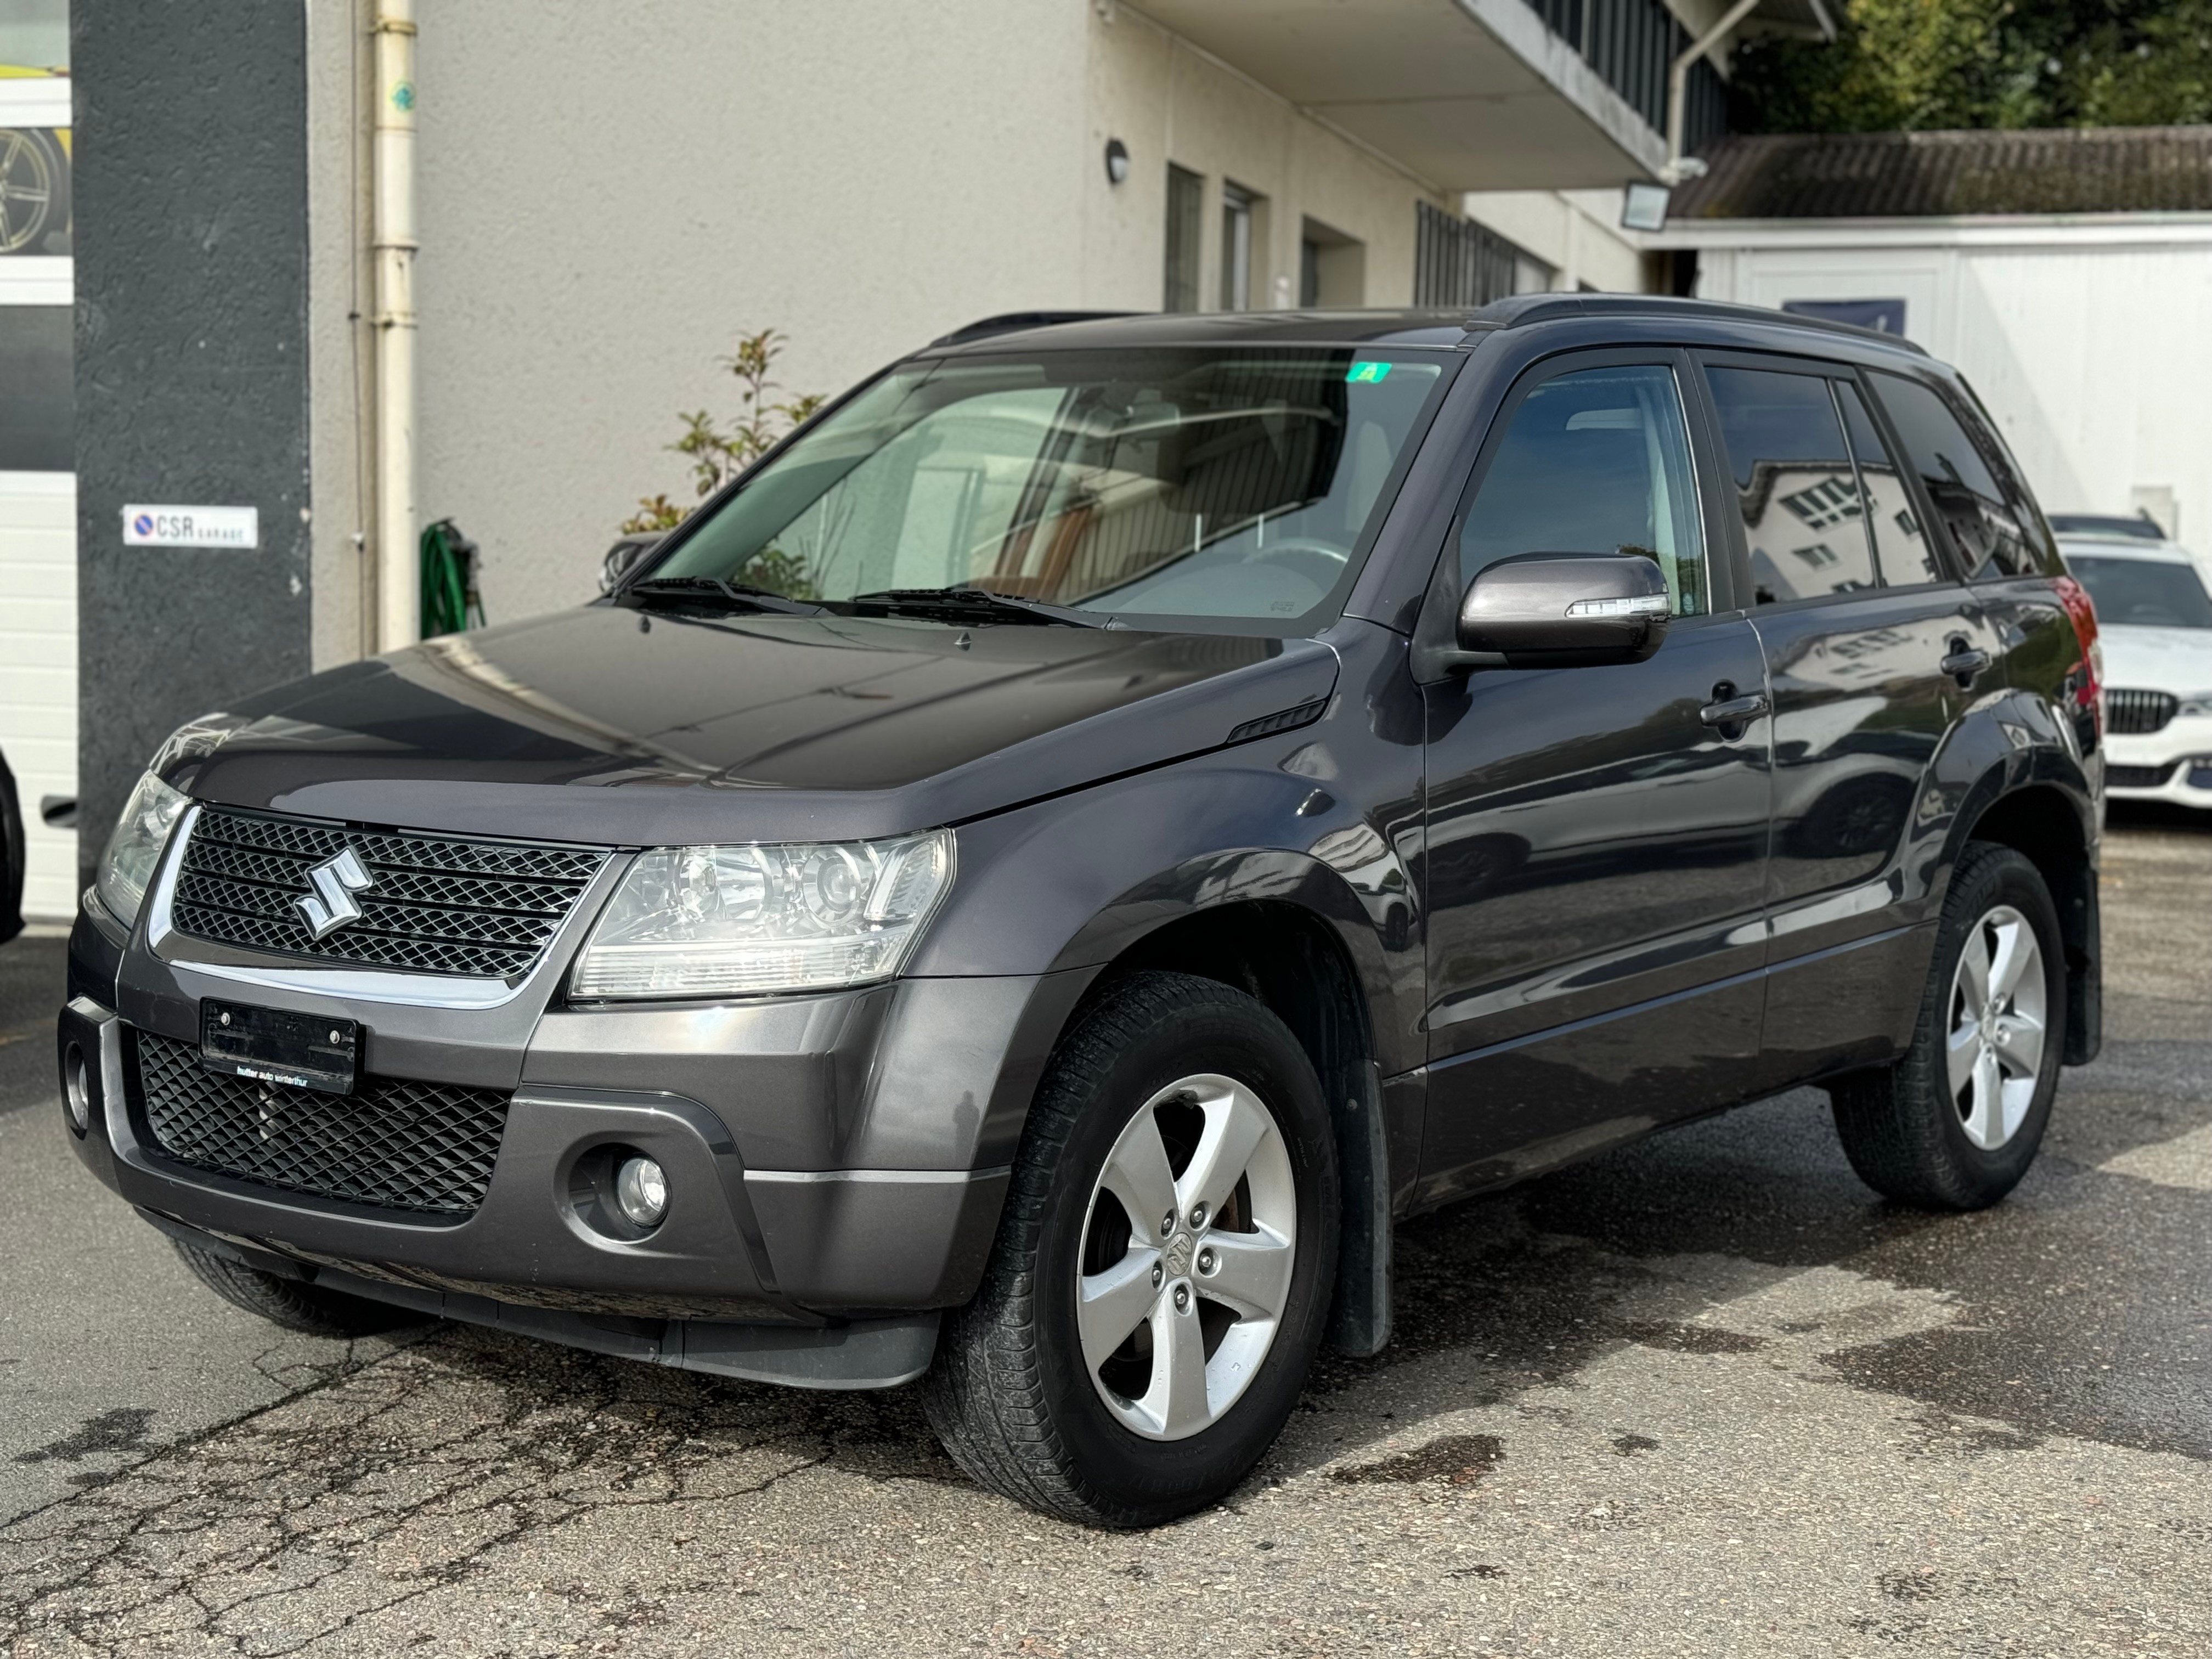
(2107, 688, 2179, 736)
(133, 1030, 507, 1216)
(172, 806, 610, 979)
(2107, 761, 2179, 789)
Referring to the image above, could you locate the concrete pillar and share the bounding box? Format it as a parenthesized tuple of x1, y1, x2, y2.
(71, 1, 314, 889)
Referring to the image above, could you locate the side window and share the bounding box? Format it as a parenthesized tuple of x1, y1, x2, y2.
(1869, 371, 2039, 579)
(1459, 364, 1707, 617)
(1834, 380, 1943, 585)
(1703, 365, 1876, 603)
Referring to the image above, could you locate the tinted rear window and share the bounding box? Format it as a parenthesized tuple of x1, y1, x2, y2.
(1870, 372, 2055, 580)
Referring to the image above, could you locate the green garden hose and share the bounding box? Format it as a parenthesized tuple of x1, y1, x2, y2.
(419, 518, 487, 638)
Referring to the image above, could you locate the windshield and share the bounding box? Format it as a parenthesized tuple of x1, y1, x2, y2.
(2067, 555, 2212, 629)
(640, 346, 1453, 629)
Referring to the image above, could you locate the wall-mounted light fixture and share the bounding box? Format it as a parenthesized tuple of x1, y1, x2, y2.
(1104, 138, 1130, 186)
(1620, 181, 1671, 233)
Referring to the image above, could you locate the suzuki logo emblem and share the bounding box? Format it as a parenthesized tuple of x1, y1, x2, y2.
(296, 847, 375, 940)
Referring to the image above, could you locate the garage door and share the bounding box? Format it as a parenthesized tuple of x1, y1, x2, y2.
(0, 262, 75, 922)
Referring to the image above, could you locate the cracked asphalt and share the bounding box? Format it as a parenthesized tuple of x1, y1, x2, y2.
(2, 806, 2208, 1657)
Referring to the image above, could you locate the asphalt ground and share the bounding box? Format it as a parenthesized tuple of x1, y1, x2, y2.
(1, 806, 2207, 1657)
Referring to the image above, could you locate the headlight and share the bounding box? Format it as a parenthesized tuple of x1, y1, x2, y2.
(2180, 693, 2212, 718)
(94, 770, 189, 927)
(569, 830, 954, 998)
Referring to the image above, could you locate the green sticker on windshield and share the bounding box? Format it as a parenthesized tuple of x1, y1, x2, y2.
(1346, 361, 1393, 383)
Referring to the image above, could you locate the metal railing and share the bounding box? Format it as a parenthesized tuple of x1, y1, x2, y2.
(1523, 0, 1728, 151)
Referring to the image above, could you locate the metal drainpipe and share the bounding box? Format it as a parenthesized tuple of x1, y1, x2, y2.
(371, 0, 418, 651)
(1664, 0, 1761, 184)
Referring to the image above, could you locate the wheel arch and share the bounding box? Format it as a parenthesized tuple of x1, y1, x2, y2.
(1071, 896, 1397, 1359)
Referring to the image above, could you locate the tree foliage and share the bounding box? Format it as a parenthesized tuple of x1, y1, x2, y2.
(1731, 0, 2212, 132)
(621, 329, 825, 534)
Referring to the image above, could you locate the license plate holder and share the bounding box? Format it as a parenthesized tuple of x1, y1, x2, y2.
(200, 1000, 360, 1096)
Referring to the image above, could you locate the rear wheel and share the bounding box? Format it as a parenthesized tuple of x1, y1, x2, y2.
(170, 1242, 416, 1338)
(1830, 842, 2066, 1209)
(924, 971, 1338, 1527)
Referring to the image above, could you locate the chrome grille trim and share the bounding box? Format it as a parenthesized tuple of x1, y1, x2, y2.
(168, 806, 612, 981)
(2107, 688, 2179, 736)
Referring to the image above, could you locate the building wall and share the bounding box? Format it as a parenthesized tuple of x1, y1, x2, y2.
(1458, 187, 1651, 291)
(391, 0, 1091, 625)
(1085, 6, 1448, 313)
(1692, 227, 2212, 544)
(294, 1, 1465, 630)
(70, 0, 315, 892)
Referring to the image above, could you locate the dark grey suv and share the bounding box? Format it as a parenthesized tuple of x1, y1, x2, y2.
(60, 298, 2105, 1526)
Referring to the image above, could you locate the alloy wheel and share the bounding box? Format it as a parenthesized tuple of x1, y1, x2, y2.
(1947, 903, 2047, 1151)
(0, 131, 56, 255)
(1076, 1073, 1297, 1441)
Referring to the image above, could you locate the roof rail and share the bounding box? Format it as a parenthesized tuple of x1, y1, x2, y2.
(1471, 293, 1931, 357)
(930, 311, 1144, 348)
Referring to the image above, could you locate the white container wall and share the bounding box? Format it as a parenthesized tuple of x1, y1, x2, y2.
(1686, 222, 2212, 544)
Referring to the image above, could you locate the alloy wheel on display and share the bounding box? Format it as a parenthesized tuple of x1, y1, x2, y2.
(1076, 1073, 1297, 1441)
(1947, 903, 2047, 1151)
(0, 131, 56, 254)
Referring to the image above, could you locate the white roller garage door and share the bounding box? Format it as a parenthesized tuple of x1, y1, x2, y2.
(1, 257, 76, 923)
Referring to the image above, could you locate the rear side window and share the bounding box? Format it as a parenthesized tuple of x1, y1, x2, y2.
(1458, 364, 1708, 617)
(1834, 381, 1943, 585)
(1869, 372, 2050, 580)
(1703, 365, 1876, 603)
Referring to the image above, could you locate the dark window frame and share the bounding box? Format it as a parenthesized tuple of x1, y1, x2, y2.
(1413, 345, 1741, 668)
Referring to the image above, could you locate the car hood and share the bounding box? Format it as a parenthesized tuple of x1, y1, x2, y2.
(178, 605, 1341, 844)
(2097, 624, 2212, 697)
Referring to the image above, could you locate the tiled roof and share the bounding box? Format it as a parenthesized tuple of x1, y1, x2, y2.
(1668, 127, 2212, 220)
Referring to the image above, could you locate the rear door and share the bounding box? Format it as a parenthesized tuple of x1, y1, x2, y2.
(1693, 352, 1995, 1084)
(1414, 349, 1774, 1203)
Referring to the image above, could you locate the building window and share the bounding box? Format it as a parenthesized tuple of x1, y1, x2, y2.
(1220, 183, 1256, 311)
(1299, 216, 1364, 308)
(1412, 202, 1551, 308)
(1164, 165, 1203, 313)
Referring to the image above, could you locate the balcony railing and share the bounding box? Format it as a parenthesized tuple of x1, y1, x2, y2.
(1523, 0, 1728, 152)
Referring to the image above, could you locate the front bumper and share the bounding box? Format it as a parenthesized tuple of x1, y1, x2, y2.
(62, 882, 1090, 1383)
(2104, 723, 2212, 805)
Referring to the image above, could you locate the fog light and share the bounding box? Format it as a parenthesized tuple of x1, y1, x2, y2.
(62, 1043, 91, 1135)
(614, 1155, 668, 1228)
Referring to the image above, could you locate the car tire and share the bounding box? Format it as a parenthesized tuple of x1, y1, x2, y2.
(170, 1241, 417, 1338)
(1830, 842, 2066, 1209)
(923, 970, 1339, 1527)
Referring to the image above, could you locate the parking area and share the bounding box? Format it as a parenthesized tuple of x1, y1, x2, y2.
(1, 808, 2207, 1658)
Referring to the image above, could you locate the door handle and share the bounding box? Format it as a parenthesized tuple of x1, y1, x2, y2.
(1940, 640, 1991, 685)
(1700, 690, 1770, 727)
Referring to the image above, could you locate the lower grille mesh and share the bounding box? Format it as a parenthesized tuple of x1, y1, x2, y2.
(134, 1030, 508, 1216)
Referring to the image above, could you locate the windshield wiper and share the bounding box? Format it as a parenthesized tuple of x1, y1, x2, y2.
(849, 586, 1113, 629)
(624, 574, 830, 617)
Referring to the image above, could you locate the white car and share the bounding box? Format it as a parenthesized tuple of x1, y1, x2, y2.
(2056, 533, 2212, 807)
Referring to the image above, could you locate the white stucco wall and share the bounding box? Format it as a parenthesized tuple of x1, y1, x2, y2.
(400, 1, 1091, 622)
(1458, 187, 1651, 291)
(1687, 223, 2212, 544)
(1085, 5, 1447, 312)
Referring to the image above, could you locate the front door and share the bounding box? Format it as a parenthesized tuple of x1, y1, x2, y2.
(1415, 352, 1773, 1205)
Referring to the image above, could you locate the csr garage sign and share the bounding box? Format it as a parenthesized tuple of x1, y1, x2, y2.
(122, 505, 260, 549)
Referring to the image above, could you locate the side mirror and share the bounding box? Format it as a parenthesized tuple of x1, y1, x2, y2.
(1453, 552, 1672, 670)
(600, 533, 660, 595)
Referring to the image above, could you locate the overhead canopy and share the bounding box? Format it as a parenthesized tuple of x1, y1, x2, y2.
(1126, 0, 1822, 189)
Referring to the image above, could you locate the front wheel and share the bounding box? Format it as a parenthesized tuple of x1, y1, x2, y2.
(923, 971, 1339, 1527)
(1830, 842, 2066, 1209)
